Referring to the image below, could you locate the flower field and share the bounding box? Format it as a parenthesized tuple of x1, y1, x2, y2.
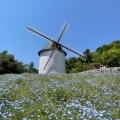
(0, 71, 120, 119)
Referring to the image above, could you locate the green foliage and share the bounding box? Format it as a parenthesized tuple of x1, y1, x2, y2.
(83, 48, 92, 63)
(101, 49, 120, 67)
(65, 57, 78, 73)
(0, 50, 38, 74)
(27, 62, 38, 73)
(66, 40, 120, 73)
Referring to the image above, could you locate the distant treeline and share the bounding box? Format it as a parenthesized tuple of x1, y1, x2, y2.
(0, 50, 38, 74)
(0, 40, 120, 74)
(66, 40, 120, 73)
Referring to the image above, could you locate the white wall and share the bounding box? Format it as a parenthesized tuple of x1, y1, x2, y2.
(38, 50, 65, 74)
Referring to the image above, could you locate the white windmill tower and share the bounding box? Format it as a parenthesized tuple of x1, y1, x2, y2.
(26, 22, 85, 74)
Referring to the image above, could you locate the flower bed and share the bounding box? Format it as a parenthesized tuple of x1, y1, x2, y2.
(0, 71, 120, 119)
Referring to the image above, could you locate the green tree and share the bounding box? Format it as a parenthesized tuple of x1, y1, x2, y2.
(101, 49, 120, 67)
(0, 50, 17, 74)
(27, 62, 38, 73)
(0, 50, 38, 74)
(83, 48, 92, 63)
(65, 57, 78, 73)
(65, 40, 120, 73)
(14, 61, 25, 73)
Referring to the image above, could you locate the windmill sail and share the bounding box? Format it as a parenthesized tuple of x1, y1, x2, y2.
(26, 23, 86, 74)
(26, 27, 54, 42)
(45, 49, 58, 72)
(57, 22, 69, 43)
(27, 26, 85, 60)
(43, 49, 55, 70)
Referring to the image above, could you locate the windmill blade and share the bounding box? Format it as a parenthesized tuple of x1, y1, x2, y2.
(58, 43, 86, 60)
(57, 22, 69, 43)
(43, 49, 55, 70)
(26, 27, 56, 43)
(26, 26, 86, 61)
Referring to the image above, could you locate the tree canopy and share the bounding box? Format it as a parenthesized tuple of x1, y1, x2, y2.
(66, 40, 120, 73)
(0, 50, 38, 74)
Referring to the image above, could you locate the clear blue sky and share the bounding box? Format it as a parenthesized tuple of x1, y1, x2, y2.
(0, 0, 120, 69)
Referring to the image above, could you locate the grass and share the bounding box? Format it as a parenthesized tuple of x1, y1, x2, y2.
(0, 72, 120, 119)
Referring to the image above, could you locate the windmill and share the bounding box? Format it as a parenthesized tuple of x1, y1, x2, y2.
(26, 22, 85, 74)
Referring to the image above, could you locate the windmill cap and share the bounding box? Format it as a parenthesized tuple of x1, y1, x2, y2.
(38, 41, 67, 56)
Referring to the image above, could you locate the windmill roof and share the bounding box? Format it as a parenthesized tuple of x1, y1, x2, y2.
(38, 41, 67, 56)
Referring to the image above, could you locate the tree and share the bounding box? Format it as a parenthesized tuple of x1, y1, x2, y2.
(65, 40, 120, 73)
(0, 50, 38, 74)
(83, 48, 92, 63)
(101, 49, 120, 67)
(65, 57, 78, 73)
(0, 50, 17, 74)
(29, 62, 34, 70)
(14, 61, 25, 74)
(27, 62, 38, 73)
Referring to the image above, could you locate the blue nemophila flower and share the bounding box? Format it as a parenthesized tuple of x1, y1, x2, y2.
(0, 72, 120, 119)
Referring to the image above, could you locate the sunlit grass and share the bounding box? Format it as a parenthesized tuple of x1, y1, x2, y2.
(0, 72, 120, 119)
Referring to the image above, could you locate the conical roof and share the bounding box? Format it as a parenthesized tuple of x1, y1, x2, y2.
(38, 41, 67, 56)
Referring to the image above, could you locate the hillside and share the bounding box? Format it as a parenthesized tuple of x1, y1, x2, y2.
(0, 71, 120, 119)
(66, 40, 120, 73)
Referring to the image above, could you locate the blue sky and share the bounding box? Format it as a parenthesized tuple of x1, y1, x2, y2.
(0, 0, 120, 69)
